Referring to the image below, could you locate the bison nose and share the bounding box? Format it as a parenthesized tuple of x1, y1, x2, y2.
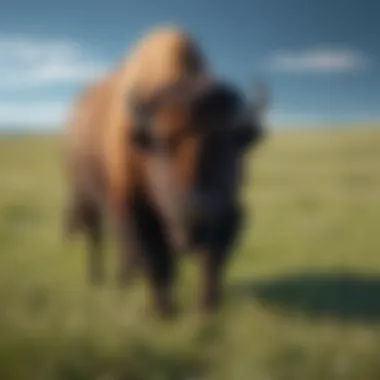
(186, 193, 211, 248)
(186, 192, 231, 224)
(186, 193, 211, 225)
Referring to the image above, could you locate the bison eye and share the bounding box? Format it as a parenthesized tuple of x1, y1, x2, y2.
(130, 129, 156, 151)
(131, 128, 186, 155)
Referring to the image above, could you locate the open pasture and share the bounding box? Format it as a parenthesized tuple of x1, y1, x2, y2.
(0, 127, 379, 380)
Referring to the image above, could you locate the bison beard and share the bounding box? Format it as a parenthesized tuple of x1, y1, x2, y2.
(63, 26, 267, 317)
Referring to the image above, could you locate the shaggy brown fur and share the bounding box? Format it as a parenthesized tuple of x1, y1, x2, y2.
(64, 25, 264, 316)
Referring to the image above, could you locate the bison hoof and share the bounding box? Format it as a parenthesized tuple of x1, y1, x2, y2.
(88, 272, 105, 286)
(151, 295, 178, 320)
(116, 275, 134, 289)
(200, 295, 222, 314)
(157, 303, 178, 320)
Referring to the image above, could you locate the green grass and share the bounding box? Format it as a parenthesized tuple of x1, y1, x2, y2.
(0, 127, 380, 380)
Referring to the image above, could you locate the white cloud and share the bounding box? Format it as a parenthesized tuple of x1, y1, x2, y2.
(0, 35, 109, 88)
(0, 35, 111, 128)
(269, 48, 369, 73)
(0, 101, 69, 127)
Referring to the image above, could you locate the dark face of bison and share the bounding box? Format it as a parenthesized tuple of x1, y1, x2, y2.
(127, 78, 267, 251)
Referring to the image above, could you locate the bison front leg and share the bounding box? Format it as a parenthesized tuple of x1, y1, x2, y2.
(144, 241, 177, 318)
(115, 216, 144, 288)
(117, 213, 176, 317)
(132, 195, 178, 318)
(199, 205, 242, 313)
(199, 250, 230, 313)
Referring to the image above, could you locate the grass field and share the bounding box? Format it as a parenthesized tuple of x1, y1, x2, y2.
(0, 127, 379, 380)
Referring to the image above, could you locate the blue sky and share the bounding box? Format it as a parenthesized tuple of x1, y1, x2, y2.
(0, 0, 379, 130)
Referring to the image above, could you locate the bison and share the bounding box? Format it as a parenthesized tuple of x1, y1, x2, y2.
(63, 25, 268, 317)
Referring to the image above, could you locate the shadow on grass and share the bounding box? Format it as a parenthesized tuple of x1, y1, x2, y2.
(230, 272, 380, 322)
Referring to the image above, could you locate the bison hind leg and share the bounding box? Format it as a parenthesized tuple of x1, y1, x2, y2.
(64, 196, 105, 286)
(63, 201, 83, 238)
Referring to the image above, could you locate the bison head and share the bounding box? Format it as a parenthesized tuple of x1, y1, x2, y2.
(126, 77, 268, 251)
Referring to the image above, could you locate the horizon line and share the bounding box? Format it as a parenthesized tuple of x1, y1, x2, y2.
(0, 121, 379, 136)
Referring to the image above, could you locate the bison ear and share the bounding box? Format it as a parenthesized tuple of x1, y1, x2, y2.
(250, 81, 269, 115)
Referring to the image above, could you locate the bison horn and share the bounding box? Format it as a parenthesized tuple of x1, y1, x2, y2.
(250, 81, 269, 116)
